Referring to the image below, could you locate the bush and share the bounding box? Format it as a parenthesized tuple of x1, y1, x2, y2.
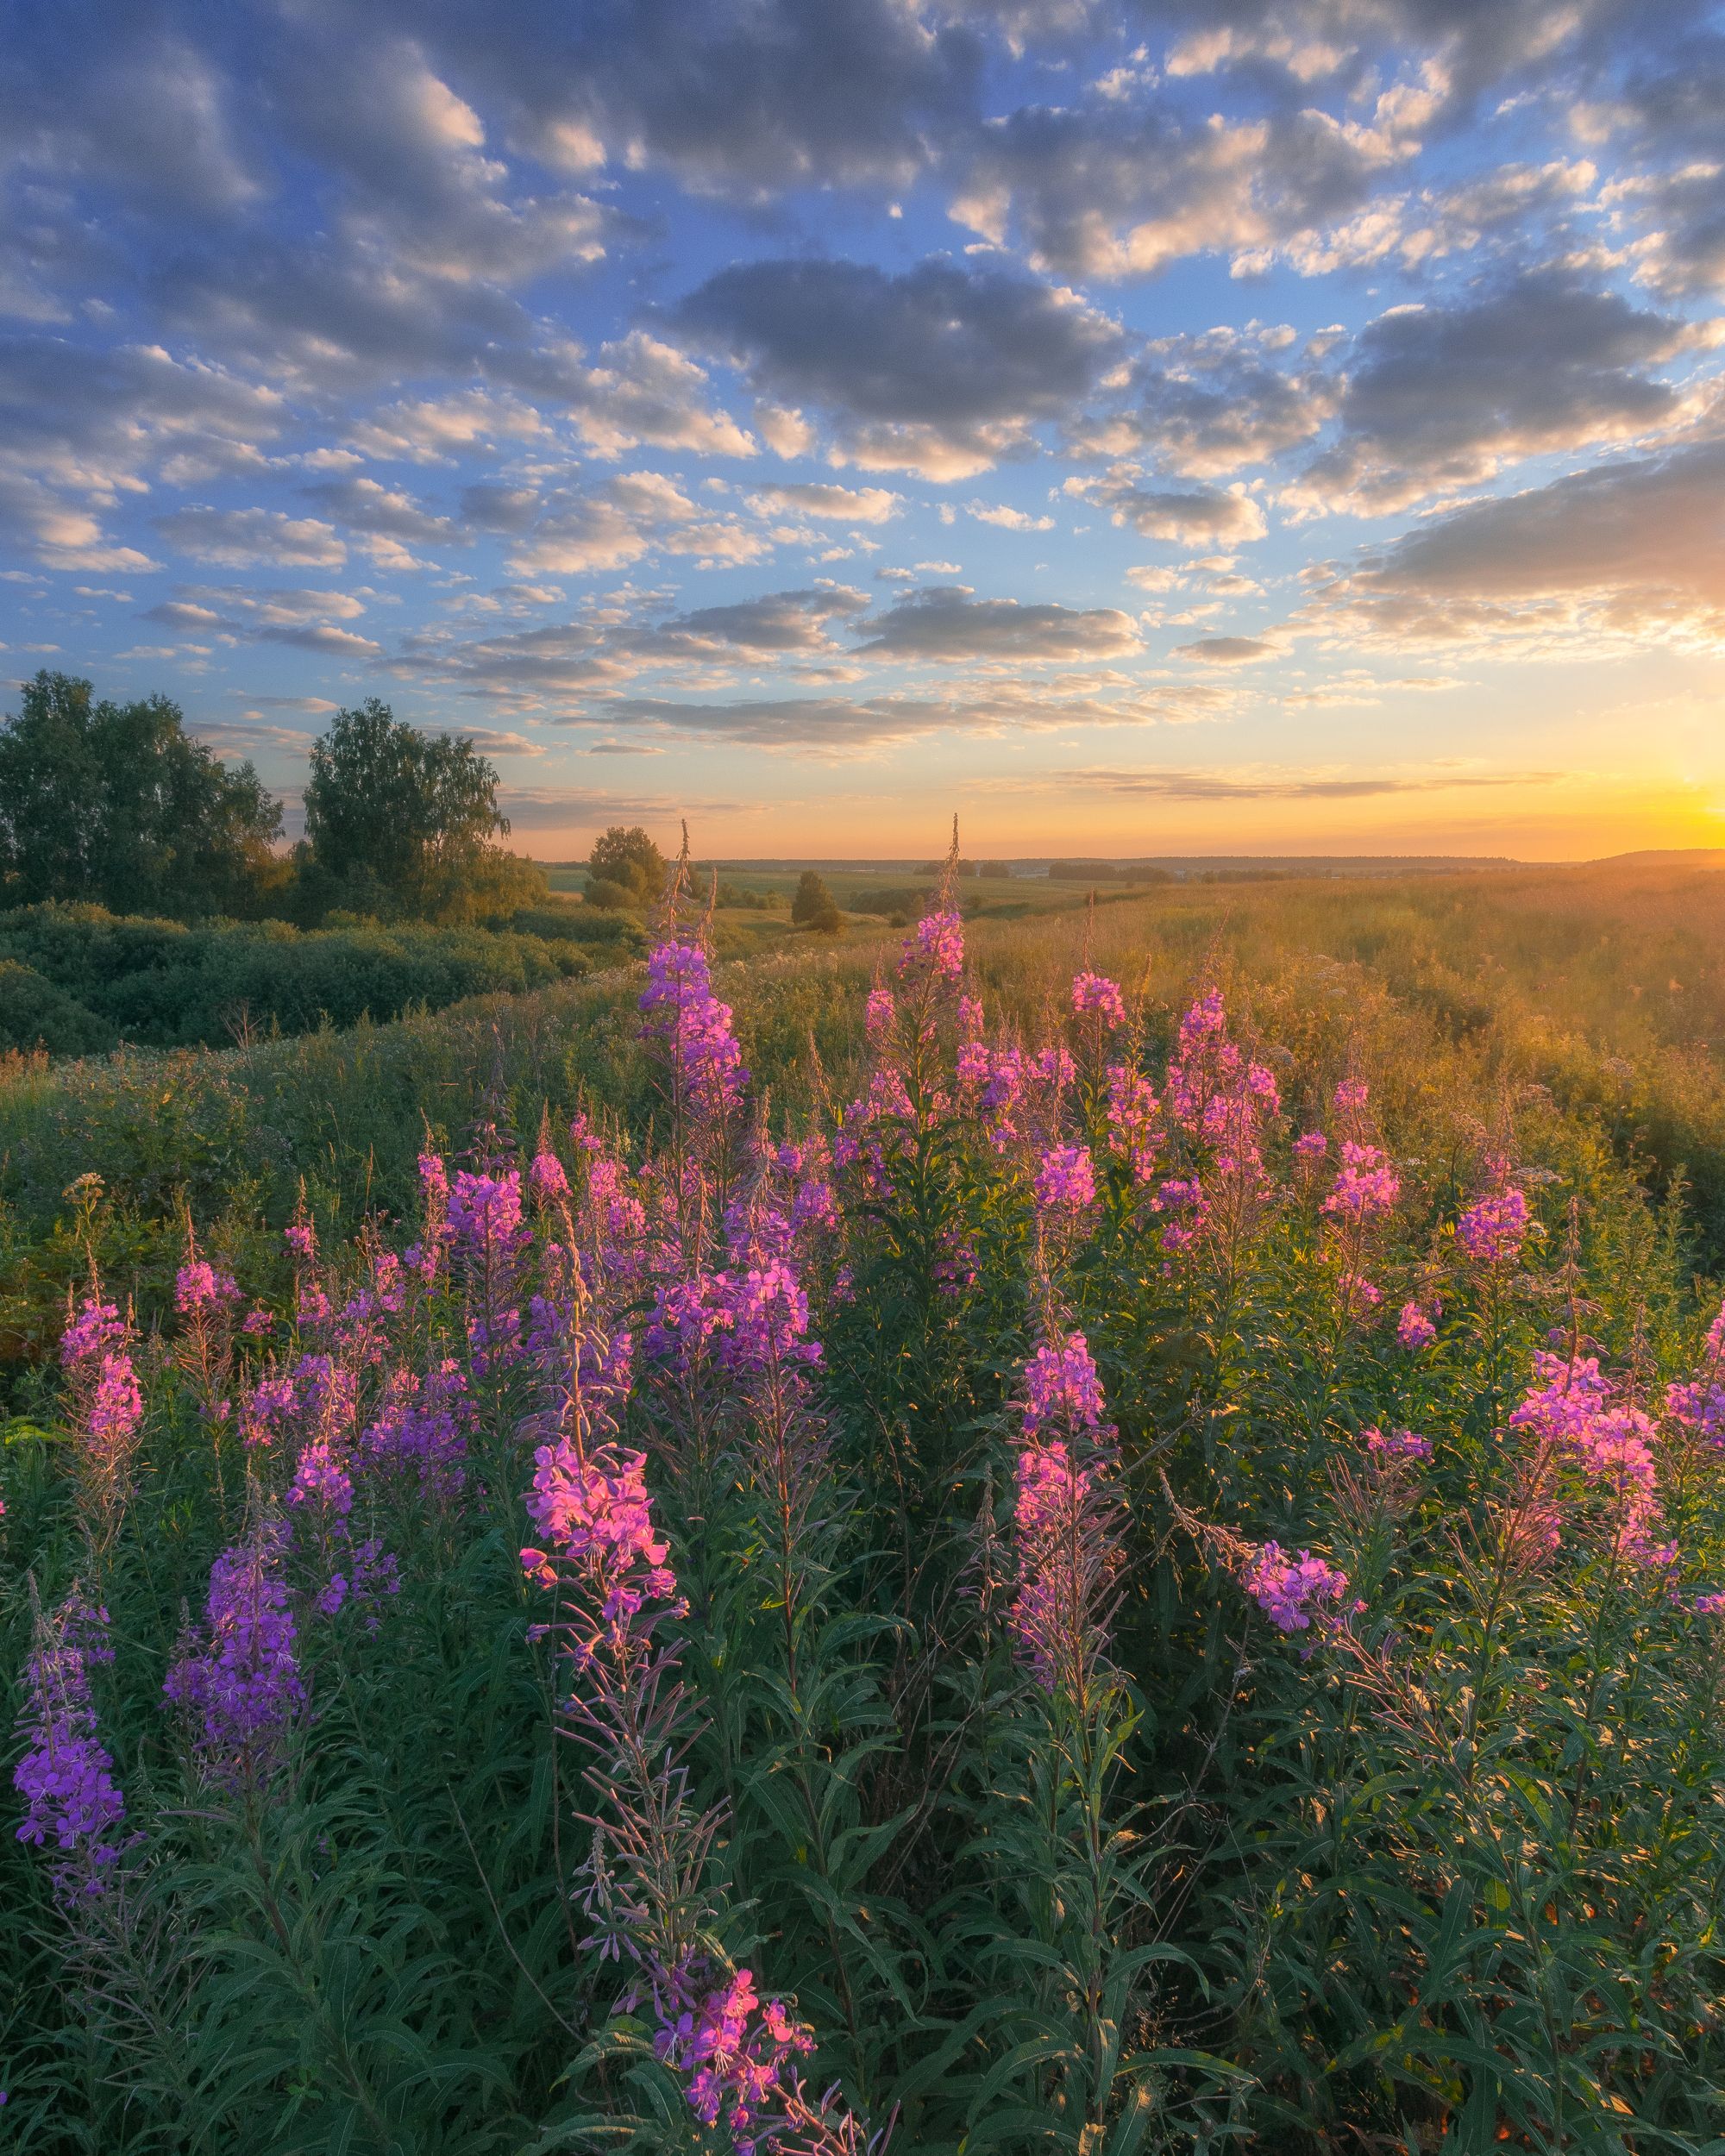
(0, 904, 592, 1053)
(791, 870, 843, 933)
(0, 957, 116, 1056)
(582, 876, 634, 912)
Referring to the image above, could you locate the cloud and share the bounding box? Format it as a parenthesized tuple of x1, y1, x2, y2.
(418, 0, 982, 202)
(300, 475, 461, 555)
(189, 720, 316, 757)
(1053, 761, 1564, 802)
(950, 92, 1427, 283)
(569, 678, 1197, 749)
(154, 506, 347, 568)
(670, 255, 1124, 478)
(644, 585, 872, 655)
(468, 472, 776, 576)
(852, 583, 1140, 661)
(1076, 327, 1337, 474)
(1173, 635, 1279, 663)
(967, 501, 1056, 529)
(141, 583, 384, 656)
(429, 726, 548, 756)
(1067, 471, 1270, 544)
(1287, 271, 1715, 514)
(495, 331, 756, 458)
(746, 482, 902, 523)
(1278, 434, 1725, 661)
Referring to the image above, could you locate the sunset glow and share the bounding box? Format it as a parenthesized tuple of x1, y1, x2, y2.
(3, 2, 1722, 858)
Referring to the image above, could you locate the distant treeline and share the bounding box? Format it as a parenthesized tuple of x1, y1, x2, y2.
(1045, 860, 1176, 884)
(0, 901, 643, 1056)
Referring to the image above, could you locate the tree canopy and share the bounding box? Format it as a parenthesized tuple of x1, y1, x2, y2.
(586, 826, 668, 908)
(301, 699, 543, 921)
(0, 671, 283, 918)
(792, 870, 843, 933)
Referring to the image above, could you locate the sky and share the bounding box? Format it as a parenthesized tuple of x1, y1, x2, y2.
(3, 1, 1725, 862)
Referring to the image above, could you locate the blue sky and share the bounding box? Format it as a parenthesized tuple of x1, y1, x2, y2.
(3, 0, 1724, 858)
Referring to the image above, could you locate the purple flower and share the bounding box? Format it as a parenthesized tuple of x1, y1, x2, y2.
(175, 1259, 239, 1313)
(1021, 1332, 1107, 1439)
(60, 1295, 126, 1369)
(448, 1169, 525, 1250)
(289, 1433, 354, 1518)
(1243, 1543, 1352, 1636)
(1322, 1142, 1401, 1224)
(530, 1150, 570, 1203)
(164, 1520, 304, 1778)
(639, 939, 749, 1125)
(1071, 971, 1126, 1026)
(654, 1963, 817, 2146)
(89, 1353, 143, 1451)
(13, 1595, 126, 1895)
(1104, 1064, 1160, 1181)
(1396, 1300, 1437, 1350)
(865, 987, 896, 1040)
(284, 1219, 317, 1263)
(900, 906, 963, 983)
(1033, 1143, 1096, 1215)
(1364, 1426, 1433, 1463)
(1457, 1185, 1529, 1266)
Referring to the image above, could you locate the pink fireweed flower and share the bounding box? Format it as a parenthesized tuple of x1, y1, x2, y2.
(1364, 1426, 1433, 1462)
(1243, 1543, 1352, 1637)
(174, 1258, 240, 1313)
(864, 986, 896, 1041)
(1322, 1142, 1401, 1224)
(13, 1594, 126, 1896)
(1292, 1130, 1328, 1173)
(241, 1307, 273, 1337)
(715, 1261, 822, 1373)
(1151, 1175, 1208, 1252)
(957, 991, 984, 1037)
(900, 906, 963, 983)
(1104, 1063, 1161, 1181)
(164, 1520, 304, 1778)
(1033, 1142, 1096, 1216)
(521, 1439, 681, 1660)
(530, 1150, 570, 1204)
(88, 1354, 143, 1451)
(1021, 1331, 1107, 1440)
(1457, 1184, 1529, 1266)
(1071, 970, 1126, 1027)
(288, 1432, 354, 1518)
(1333, 1077, 1370, 1117)
(639, 938, 749, 1125)
(241, 1371, 298, 1450)
(284, 1218, 317, 1263)
(60, 1294, 126, 1370)
(448, 1169, 524, 1250)
(1165, 989, 1242, 1131)
(654, 1963, 818, 2149)
(1397, 1300, 1437, 1350)
(362, 1359, 474, 1495)
(1007, 1335, 1123, 1695)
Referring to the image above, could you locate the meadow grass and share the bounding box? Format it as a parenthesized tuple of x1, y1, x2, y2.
(5, 860, 1725, 2151)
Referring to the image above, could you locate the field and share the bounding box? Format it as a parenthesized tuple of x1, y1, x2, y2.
(7, 852, 1725, 2153)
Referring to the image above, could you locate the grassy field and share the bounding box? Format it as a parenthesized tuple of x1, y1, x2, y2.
(7, 856, 1725, 2151)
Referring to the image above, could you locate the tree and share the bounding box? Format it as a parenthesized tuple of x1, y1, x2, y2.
(585, 826, 667, 907)
(301, 699, 542, 922)
(0, 671, 284, 918)
(792, 870, 843, 934)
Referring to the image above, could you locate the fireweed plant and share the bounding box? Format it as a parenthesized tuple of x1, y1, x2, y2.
(4, 832, 1725, 2153)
